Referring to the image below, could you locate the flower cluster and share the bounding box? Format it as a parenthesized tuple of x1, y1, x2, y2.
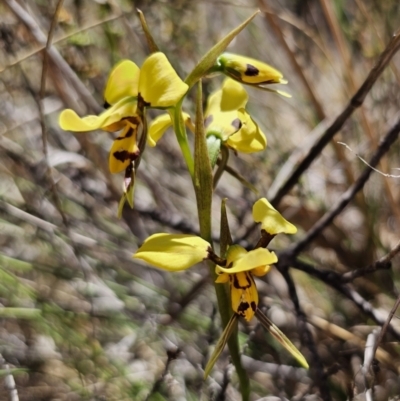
(58, 11, 307, 384)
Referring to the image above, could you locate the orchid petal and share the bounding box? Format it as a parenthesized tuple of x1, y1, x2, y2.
(134, 234, 210, 271)
(253, 198, 297, 235)
(139, 52, 188, 108)
(104, 60, 140, 106)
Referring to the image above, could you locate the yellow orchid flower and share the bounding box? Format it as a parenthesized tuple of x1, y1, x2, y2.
(215, 245, 277, 321)
(59, 53, 188, 174)
(204, 79, 267, 153)
(133, 198, 307, 371)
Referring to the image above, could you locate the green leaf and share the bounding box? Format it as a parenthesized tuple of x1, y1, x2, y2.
(185, 11, 260, 88)
(204, 313, 238, 378)
(194, 81, 213, 242)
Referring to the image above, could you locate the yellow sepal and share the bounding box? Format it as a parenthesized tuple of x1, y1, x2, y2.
(139, 52, 188, 108)
(59, 97, 137, 132)
(252, 198, 297, 235)
(147, 112, 191, 147)
(133, 234, 210, 271)
(104, 60, 140, 106)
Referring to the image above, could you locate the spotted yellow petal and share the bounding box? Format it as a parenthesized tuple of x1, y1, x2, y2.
(230, 272, 258, 321)
(226, 109, 266, 153)
(216, 245, 277, 274)
(218, 53, 286, 85)
(252, 198, 297, 235)
(59, 97, 137, 132)
(205, 110, 241, 140)
(109, 122, 140, 174)
(215, 272, 229, 283)
(104, 60, 140, 106)
(133, 234, 210, 271)
(139, 52, 188, 108)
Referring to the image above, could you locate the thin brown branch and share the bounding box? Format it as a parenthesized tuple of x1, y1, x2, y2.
(276, 266, 332, 401)
(271, 28, 400, 207)
(341, 240, 400, 282)
(4, 0, 102, 114)
(288, 258, 400, 341)
(289, 116, 400, 255)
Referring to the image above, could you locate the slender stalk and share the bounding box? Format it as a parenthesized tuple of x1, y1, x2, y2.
(171, 99, 194, 178)
(193, 82, 249, 400)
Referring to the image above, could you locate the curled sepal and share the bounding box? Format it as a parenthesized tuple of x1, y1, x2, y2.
(133, 234, 211, 271)
(104, 60, 140, 107)
(139, 53, 188, 108)
(204, 313, 238, 379)
(217, 53, 286, 86)
(253, 198, 297, 235)
(255, 309, 309, 369)
(147, 112, 192, 147)
(137, 9, 159, 53)
(185, 11, 259, 88)
(217, 245, 277, 274)
(59, 98, 137, 132)
(117, 164, 136, 218)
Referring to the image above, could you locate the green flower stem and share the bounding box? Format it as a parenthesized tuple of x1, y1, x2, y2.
(171, 100, 194, 179)
(194, 82, 249, 401)
(213, 145, 229, 189)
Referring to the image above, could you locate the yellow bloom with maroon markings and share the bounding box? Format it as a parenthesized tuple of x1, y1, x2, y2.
(134, 234, 277, 321)
(204, 78, 267, 153)
(59, 53, 188, 174)
(217, 53, 287, 86)
(215, 245, 277, 321)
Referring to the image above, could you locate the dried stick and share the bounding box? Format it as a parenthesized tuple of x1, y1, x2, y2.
(4, 0, 102, 114)
(277, 266, 332, 401)
(289, 116, 400, 255)
(270, 28, 400, 207)
(289, 258, 400, 341)
(341, 240, 400, 282)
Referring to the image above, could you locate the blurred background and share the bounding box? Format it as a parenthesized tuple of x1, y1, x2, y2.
(0, 0, 400, 399)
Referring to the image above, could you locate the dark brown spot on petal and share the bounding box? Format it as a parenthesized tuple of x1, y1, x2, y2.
(204, 115, 214, 128)
(237, 302, 250, 316)
(251, 301, 257, 312)
(104, 100, 111, 109)
(113, 150, 139, 162)
(245, 64, 259, 76)
(231, 118, 242, 130)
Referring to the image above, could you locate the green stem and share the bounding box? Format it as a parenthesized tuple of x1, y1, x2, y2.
(193, 82, 249, 401)
(171, 99, 194, 178)
(213, 145, 229, 189)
